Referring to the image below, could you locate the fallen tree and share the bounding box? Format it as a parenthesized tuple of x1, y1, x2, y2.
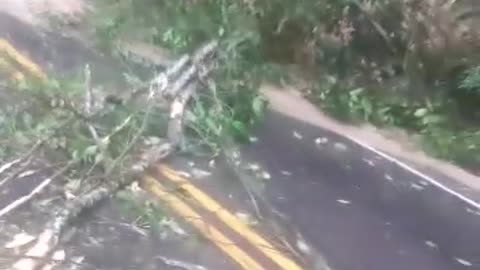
(0, 40, 218, 270)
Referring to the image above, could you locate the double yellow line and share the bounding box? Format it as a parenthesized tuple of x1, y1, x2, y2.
(0, 38, 304, 270)
(0, 39, 47, 81)
(143, 174, 266, 270)
(148, 165, 305, 270)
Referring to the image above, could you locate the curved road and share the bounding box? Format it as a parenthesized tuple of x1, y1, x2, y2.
(0, 10, 479, 270)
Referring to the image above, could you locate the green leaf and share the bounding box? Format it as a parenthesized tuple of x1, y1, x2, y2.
(71, 149, 81, 161)
(414, 108, 428, 118)
(252, 95, 266, 118)
(84, 145, 98, 157)
(421, 115, 444, 125)
(206, 117, 220, 135)
(349, 88, 364, 96)
(231, 120, 248, 138)
(360, 98, 373, 118)
(95, 153, 104, 164)
(194, 101, 207, 119)
(326, 75, 338, 85)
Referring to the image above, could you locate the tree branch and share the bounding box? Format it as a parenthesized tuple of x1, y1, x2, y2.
(8, 40, 219, 270)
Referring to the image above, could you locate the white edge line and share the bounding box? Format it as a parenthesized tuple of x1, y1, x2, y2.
(266, 90, 479, 209)
(344, 135, 480, 209)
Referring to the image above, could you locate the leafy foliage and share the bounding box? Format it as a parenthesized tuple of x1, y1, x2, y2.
(309, 75, 479, 170)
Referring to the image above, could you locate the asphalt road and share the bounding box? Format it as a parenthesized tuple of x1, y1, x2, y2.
(164, 100, 480, 270)
(236, 108, 480, 270)
(1, 9, 479, 270)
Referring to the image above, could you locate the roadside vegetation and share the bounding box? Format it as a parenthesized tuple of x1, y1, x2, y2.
(91, 0, 480, 174)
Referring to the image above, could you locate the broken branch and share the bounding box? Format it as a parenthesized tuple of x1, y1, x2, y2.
(8, 40, 219, 270)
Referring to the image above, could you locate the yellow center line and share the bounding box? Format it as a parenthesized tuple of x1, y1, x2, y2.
(141, 175, 266, 270)
(0, 38, 47, 81)
(0, 56, 25, 82)
(157, 164, 305, 270)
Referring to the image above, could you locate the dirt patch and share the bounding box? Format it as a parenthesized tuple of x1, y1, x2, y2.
(261, 84, 480, 191)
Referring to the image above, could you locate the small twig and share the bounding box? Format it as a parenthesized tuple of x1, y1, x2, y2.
(0, 158, 22, 176)
(155, 256, 208, 270)
(82, 115, 126, 175)
(84, 64, 93, 115)
(274, 16, 289, 35)
(106, 101, 154, 175)
(82, 64, 114, 171)
(93, 218, 147, 236)
(87, 125, 102, 146)
(102, 114, 134, 144)
(83, 64, 103, 146)
(279, 236, 306, 264)
(168, 82, 197, 146)
(0, 161, 75, 218)
(0, 156, 34, 188)
(106, 71, 170, 174)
